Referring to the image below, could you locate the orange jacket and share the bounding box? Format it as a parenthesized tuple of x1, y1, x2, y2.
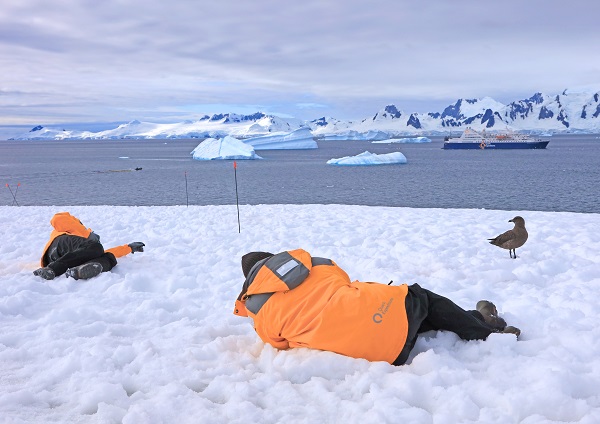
(40, 212, 132, 266)
(234, 249, 409, 363)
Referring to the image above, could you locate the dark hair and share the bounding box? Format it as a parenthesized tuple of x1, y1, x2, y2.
(241, 251, 274, 278)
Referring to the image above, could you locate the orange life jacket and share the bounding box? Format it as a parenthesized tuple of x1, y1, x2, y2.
(40, 212, 132, 266)
(234, 249, 409, 363)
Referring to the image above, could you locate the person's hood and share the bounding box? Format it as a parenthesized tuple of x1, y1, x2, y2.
(234, 249, 313, 317)
(50, 212, 92, 237)
(248, 249, 312, 296)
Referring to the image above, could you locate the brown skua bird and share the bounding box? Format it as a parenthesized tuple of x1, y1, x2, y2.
(488, 216, 528, 259)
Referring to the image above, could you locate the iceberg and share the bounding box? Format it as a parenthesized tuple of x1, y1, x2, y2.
(191, 136, 262, 160)
(319, 130, 390, 141)
(327, 151, 407, 166)
(243, 128, 318, 150)
(372, 136, 431, 144)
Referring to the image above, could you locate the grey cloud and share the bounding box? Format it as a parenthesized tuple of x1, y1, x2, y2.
(1, 0, 599, 125)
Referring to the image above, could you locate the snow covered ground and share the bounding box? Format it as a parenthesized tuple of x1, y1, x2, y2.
(1, 205, 599, 423)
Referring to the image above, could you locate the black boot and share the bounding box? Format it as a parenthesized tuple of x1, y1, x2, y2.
(33, 267, 56, 280)
(65, 263, 103, 280)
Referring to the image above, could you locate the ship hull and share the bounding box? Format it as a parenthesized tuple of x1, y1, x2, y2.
(443, 140, 549, 150)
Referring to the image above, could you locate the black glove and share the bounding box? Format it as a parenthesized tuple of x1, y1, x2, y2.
(88, 232, 100, 242)
(128, 242, 145, 253)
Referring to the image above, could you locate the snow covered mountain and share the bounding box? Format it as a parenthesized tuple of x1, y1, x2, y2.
(11, 88, 600, 140)
(312, 89, 600, 136)
(15, 113, 306, 140)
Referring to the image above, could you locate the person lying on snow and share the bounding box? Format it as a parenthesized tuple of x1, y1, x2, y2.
(33, 212, 145, 281)
(234, 249, 520, 365)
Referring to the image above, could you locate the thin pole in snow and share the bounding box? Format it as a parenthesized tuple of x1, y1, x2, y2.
(6, 183, 19, 206)
(184, 171, 189, 207)
(14, 183, 20, 205)
(233, 161, 241, 233)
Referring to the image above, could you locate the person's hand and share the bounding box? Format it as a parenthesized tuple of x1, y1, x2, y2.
(128, 242, 145, 253)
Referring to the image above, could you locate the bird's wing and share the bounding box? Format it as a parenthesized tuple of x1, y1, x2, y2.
(489, 230, 515, 245)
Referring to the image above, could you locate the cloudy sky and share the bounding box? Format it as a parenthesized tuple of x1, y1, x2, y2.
(1, 0, 599, 131)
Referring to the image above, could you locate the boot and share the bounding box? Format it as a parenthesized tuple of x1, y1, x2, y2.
(65, 263, 103, 280)
(476, 300, 507, 330)
(33, 267, 56, 280)
(502, 326, 521, 337)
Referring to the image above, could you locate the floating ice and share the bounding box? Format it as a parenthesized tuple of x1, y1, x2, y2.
(327, 150, 407, 166)
(243, 128, 318, 150)
(191, 136, 262, 160)
(319, 130, 390, 141)
(372, 136, 431, 143)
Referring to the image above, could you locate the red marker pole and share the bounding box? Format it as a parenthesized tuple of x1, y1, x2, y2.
(233, 161, 241, 233)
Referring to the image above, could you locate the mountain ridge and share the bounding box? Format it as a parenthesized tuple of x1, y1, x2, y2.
(12, 88, 600, 140)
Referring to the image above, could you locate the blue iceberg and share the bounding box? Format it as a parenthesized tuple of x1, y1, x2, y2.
(244, 128, 318, 150)
(372, 136, 431, 144)
(191, 136, 262, 160)
(320, 130, 390, 141)
(327, 151, 407, 166)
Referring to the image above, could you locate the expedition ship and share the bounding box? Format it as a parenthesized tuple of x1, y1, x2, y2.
(443, 127, 550, 149)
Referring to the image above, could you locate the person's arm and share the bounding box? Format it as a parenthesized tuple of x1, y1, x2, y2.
(105, 242, 144, 258)
(105, 245, 132, 258)
(253, 319, 290, 350)
(260, 333, 290, 350)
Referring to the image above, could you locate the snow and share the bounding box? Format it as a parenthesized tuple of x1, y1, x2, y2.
(191, 136, 262, 160)
(2, 205, 600, 423)
(327, 151, 407, 166)
(457, 97, 507, 117)
(10, 115, 304, 141)
(243, 128, 318, 150)
(372, 136, 431, 144)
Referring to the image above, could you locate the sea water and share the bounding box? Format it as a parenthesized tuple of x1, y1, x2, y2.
(1, 135, 599, 213)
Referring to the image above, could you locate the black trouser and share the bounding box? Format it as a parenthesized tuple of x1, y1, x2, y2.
(393, 283, 496, 365)
(47, 240, 117, 277)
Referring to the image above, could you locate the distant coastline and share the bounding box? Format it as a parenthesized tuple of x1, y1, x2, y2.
(4, 89, 600, 141)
